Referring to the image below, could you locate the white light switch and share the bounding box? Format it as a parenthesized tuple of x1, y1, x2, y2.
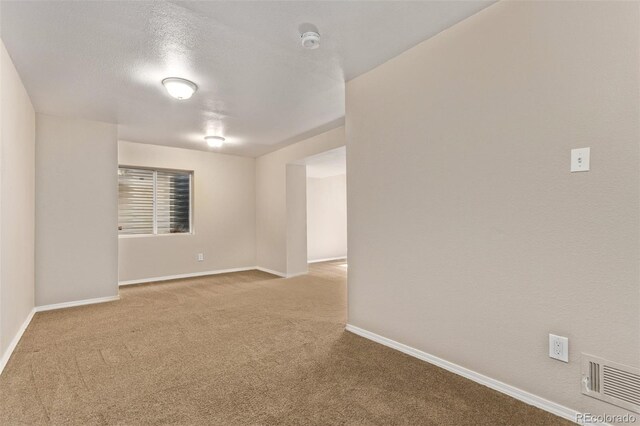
(571, 147, 590, 172)
(549, 334, 569, 362)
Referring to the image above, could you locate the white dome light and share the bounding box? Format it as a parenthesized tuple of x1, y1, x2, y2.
(205, 135, 225, 148)
(162, 77, 197, 100)
(301, 31, 320, 49)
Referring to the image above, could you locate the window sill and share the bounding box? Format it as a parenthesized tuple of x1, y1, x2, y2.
(118, 232, 194, 239)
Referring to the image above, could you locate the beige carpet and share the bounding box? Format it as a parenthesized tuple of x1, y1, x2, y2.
(0, 261, 570, 425)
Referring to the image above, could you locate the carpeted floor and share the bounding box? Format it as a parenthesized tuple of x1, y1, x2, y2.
(0, 261, 570, 425)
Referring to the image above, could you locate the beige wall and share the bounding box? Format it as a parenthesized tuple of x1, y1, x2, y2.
(346, 1, 639, 419)
(0, 41, 35, 361)
(285, 164, 308, 277)
(307, 174, 347, 262)
(118, 141, 256, 282)
(256, 126, 345, 276)
(36, 114, 118, 306)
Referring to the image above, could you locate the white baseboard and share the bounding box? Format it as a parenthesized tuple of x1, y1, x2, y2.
(35, 295, 120, 312)
(308, 256, 347, 264)
(2, 296, 121, 375)
(0, 308, 36, 376)
(120, 266, 315, 283)
(285, 271, 307, 278)
(255, 267, 287, 278)
(256, 267, 308, 279)
(119, 266, 256, 286)
(345, 324, 586, 425)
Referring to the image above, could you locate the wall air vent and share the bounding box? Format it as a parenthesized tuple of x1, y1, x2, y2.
(582, 354, 640, 414)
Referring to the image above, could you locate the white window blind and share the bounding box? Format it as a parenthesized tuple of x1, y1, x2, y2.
(118, 167, 192, 235)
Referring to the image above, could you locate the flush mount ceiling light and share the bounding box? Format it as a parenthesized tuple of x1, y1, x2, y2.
(205, 135, 225, 148)
(301, 31, 320, 49)
(161, 77, 198, 100)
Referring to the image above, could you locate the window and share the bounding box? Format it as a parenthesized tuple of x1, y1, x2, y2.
(118, 167, 192, 235)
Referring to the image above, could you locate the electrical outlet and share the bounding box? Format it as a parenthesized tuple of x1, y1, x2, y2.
(571, 147, 590, 172)
(549, 334, 569, 362)
(197, 253, 204, 262)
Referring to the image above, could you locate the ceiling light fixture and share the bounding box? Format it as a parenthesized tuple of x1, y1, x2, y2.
(301, 31, 320, 49)
(162, 77, 198, 100)
(205, 135, 225, 148)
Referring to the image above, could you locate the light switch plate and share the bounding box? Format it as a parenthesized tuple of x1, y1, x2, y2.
(549, 334, 569, 362)
(571, 147, 590, 172)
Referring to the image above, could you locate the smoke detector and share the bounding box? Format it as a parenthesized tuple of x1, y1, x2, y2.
(301, 31, 320, 49)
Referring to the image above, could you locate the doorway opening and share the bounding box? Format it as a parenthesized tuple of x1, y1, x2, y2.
(305, 147, 347, 266)
(285, 146, 347, 277)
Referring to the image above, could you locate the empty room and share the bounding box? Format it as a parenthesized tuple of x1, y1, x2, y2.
(0, 1, 638, 425)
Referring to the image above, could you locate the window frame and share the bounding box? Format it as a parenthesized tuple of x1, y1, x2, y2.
(118, 165, 194, 238)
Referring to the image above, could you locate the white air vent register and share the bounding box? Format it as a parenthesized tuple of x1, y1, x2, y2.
(582, 354, 640, 414)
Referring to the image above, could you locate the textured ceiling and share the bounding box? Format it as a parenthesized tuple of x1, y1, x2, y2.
(0, 1, 493, 157)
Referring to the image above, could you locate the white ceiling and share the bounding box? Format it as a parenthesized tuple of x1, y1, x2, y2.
(0, 1, 493, 157)
(305, 147, 346, 178)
